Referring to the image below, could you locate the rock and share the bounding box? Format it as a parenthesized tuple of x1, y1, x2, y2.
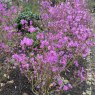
(23, 93, 28, 95)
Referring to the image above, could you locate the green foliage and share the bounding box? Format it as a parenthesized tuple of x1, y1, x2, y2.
(14, 6, 41, 48)
(15, 9, 40, 23)
(88, 0, 95, 12)
(15, 9, 41, 34)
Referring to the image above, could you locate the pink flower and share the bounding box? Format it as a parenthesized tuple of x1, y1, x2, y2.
(20, 37, 33, 46)
(49, 7, 55, 14)
(63, 85, 69, 91)
(21, 63, 29, 69)
(28, 26, 36, 33)
(20, 19, 27, 25)
(37, 32, 44, 39)
(41, 13, 49, 20)
(74, 60, 79, 67)
(4, 26, 10, 31)
(30, 21, 33, 25)
(78, 70, 86, 81)
(12, 54, 20, 61)
(52, 67, 58, 72)
(68, 84, 72, 89)
(58, 79, 63, 86)
(40, 40, 49, 48)
(46, 50, 58, 64)
(12, 54, 27, 62)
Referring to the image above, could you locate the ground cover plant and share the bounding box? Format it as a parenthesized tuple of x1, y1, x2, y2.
(0, 0, 95, 95)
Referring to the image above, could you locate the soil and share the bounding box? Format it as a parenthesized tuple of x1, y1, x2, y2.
(0, 67, 89, 95)
(0, 68, 34, 95)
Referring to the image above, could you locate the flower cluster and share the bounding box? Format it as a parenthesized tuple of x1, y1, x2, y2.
(20, 37, 34, 46)
(35, 0, 93, 92)
(12, 53, 29, 69)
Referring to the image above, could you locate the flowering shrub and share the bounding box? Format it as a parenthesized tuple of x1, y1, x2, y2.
(0, 0, 94, 95)
(39, 0, 93, 91)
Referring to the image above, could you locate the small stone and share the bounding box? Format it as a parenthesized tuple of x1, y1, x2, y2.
(7, 80, 14, 84)
(23, 93, 28, 95)
(0, 83, 5, 87)
(3, 74, 7, 77)
(15, 86, 17, 89)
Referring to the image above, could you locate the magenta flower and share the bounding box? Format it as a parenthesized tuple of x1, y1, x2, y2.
(58, 79, 63, 86)
(68, 84, 72, 89)
(20, 37, 33, 46)
(28, 26, 36, 33)
(12, 54, 27, 62)
(4, 26, 10, 31)
(21, 63, 29, 69)
(63, 85, 69, 91)
(46, 50, 58, 64)
(30, 21, 33, 25)
(74, 60, 79, 67)
(78, 69, 86, 81)
(49, 7, 55, 14)
(12, 54, 20, 61)
(40, 40, 49, 48)
(20, 19, 27, 25)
